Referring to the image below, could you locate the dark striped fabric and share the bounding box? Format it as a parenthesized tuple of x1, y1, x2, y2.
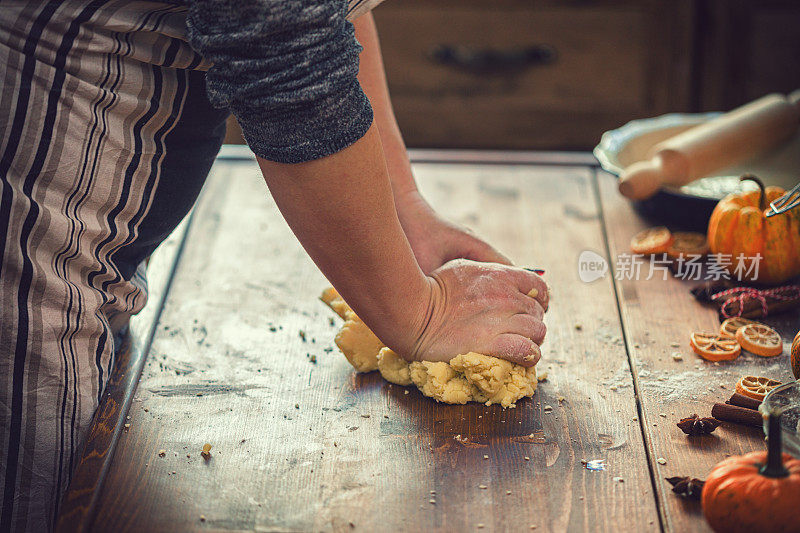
(0, 0, 384, 530)
(0, 2, 228, 530)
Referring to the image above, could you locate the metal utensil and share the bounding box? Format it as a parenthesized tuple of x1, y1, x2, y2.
(760, 381, 800, 458)
(766, 181, 800, 217)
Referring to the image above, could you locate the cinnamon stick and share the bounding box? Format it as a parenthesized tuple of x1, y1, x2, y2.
(712, 402, 763, 428)
(733, 299, 800, 320)
(709, 286, 800, 320)
(726, 393, 762, 411)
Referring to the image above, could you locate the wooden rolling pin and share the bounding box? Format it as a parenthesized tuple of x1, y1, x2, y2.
(618, 91, 800, 200)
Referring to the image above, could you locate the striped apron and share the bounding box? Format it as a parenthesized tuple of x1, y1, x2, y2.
(0, 1, 382, 530)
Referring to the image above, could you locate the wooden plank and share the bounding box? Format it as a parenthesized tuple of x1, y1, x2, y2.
(596, 169, 799, 532)
(90, 160, 660, 532)
(376, 0, 669, 8)
(216, 143, 600, 166)
(408, 149, 599, 166)
(57, 215, 194, 531)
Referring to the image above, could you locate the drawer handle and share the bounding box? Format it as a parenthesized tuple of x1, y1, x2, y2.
(429, 44, 558, 75)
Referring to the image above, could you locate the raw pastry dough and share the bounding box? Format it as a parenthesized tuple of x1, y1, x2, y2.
(321, 287, 382, 373)
(321, 288, 537, 407)
(376, 347, 412, 386)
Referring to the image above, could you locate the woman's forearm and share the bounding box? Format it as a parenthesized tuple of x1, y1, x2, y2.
(351, 14, 513, 271)
(256, 123, 431, 351)
(353, 13, 417, 201)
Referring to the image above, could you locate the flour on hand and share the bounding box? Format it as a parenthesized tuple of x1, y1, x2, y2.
(321, 288, 537, 407)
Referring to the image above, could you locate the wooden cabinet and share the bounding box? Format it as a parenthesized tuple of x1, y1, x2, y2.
(373, 0, 695, 150)
(694, 0, 800, 111)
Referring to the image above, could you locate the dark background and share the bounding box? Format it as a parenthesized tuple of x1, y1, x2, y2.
(226, 0, 800, 151)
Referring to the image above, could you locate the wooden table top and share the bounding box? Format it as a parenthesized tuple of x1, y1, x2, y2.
(58, 149, 799, 532)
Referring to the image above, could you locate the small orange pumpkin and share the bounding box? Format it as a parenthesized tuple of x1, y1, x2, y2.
(702, 413, 800, 533)
(791, 330, 800, 379)
(707, 175, 800, 285)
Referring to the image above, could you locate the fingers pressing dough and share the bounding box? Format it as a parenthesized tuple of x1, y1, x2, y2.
(322, 288, 538, 408)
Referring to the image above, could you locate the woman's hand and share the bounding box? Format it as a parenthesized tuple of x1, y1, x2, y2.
(396, 191, 512, 273)
(395, 259, 548, 367)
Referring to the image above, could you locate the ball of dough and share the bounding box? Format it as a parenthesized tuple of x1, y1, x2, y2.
(322, 288, 382, 373)
(377, 348, 413, 386)
(320, 287, 349, 320)
(451, 353, 537, 408)
(335, 314, 382, 373)
(409, 360, 486, 405)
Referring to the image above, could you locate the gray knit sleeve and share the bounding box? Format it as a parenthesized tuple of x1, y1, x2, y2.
(185, 0, 373, 163)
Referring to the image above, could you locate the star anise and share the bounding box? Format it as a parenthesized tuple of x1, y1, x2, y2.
(666, 476, 705, 500)
(677, 414, 720, 436)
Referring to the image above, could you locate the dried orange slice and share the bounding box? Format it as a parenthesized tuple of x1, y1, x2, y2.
(735, 323, 783, 357)
(735, 375, 782, 400)
(666, 232, 709, 259)
(630, 227, 674, 255)
(719, 317, 760, 339)
(690, 332, 741, 362)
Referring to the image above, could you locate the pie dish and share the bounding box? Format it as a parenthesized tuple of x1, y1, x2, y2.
(594, 112, 800, 230)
